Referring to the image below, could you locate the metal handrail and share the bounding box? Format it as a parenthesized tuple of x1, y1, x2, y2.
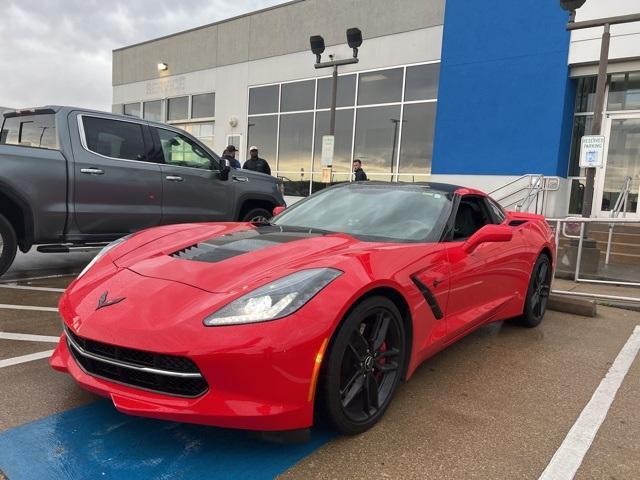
(490, 174, 558, 214)
(605, 176, 633, 265)
(550, 216, 640, 289)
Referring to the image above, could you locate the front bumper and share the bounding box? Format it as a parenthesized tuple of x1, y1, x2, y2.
(50, 268, 336, 431)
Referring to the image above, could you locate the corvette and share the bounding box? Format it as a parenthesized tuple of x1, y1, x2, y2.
(50, 182, 555, 434)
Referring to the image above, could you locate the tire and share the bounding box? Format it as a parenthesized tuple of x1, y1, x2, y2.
(241, 207, 272, 223)
(513, 254, 552, 328)
(320, 296, 407, 435)
(0, 214, 18, 277)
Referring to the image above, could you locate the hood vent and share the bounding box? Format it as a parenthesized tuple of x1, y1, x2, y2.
(169, 226, 325, 264)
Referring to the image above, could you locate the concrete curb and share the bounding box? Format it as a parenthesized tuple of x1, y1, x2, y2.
(548, 294, 597, 317)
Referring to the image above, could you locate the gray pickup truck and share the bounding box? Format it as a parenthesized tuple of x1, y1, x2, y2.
(0, 106, 285, 276)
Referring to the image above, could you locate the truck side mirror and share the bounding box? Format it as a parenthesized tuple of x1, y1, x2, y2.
(219, 159, 231, 181)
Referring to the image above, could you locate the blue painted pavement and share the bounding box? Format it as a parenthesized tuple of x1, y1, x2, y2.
(0, 400, 334, 480)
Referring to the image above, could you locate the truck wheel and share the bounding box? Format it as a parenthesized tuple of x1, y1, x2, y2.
(0, 214, 18, 277)
(241, 208, 272, 223)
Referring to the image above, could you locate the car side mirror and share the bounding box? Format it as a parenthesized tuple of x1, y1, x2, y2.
(463, 224, 513, 253)
(218, 159, 231, 181)
(273, 206, 286, 216)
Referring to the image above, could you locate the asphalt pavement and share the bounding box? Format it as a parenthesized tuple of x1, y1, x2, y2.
(0, 252, 639, 479)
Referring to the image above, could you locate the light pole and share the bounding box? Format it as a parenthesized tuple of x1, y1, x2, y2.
(560, 0, 640, 217)
(310, 29, 362, 181)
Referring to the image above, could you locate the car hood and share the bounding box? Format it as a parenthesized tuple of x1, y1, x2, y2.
(114, 223, 372, 294)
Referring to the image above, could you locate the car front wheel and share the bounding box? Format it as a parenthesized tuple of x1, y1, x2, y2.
(320, 296, 407, 435)
(0, 214, 18, 277)
(515, 253, 552, 328)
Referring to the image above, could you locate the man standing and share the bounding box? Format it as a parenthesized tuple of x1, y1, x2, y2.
(353, 159, 368, 181)
(243, 146, 272, 175)
(221, 145, 241, 169)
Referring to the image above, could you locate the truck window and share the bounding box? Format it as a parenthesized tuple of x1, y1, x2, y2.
(156, 128, 213, 170)
(82, 116, 147, 162)
(0, 114, 58, 149)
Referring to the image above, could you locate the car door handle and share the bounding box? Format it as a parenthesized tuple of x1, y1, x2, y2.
(232, 175, 249, 182)
(165, 175, 184, 182)
(80, 168, 104, 175)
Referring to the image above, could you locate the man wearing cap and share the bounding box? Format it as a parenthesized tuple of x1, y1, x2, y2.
(243, 146, 272, 176)
(221, 145, 241, 169)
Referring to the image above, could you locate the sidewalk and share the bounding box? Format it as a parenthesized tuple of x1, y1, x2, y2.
(552, 277, 640, 309)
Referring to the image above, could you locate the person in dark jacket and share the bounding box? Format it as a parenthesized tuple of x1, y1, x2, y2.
(243, 146, 271, 175)
(353, 159, 368, 181)
(221, 145, 241, 169)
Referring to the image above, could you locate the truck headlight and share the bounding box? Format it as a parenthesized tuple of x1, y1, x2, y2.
(203, 268, 342, 326)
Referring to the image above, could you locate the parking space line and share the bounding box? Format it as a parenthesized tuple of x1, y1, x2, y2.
(0, 304, 58, 312)
(539, 325, 640, 480)
(0, 273, 78, 284)
(0, 332, 60, 343)
(0, 350, 54, 369)
(0, 284, 65, 293)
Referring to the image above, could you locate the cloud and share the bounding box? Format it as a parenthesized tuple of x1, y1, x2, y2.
(0, 0, 287, 110)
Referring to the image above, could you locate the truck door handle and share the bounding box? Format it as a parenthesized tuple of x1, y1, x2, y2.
(232, 175, 249, 182)
(80, 168, 104, 175)
(165, 175, 184, 182)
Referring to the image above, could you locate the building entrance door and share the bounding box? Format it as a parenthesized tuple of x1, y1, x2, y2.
(595, 114, 640, 217)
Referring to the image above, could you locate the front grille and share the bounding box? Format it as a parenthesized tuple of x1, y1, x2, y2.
(65, 327, 208, 398)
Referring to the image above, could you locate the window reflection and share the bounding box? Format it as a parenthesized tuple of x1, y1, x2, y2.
(281, 80, 315, 112)
(317, 75, 356, 109)
(247, 115, 278, 164)
(313, 109, 354, 171)
(575, 77, 597, 113)
(143, 100, 162, 122)
(405, 64, 440, 101)
(167, 96, 188, 121)
(278, 112, 313, 174)
(192, 93, 215, 119)
(608, 72, 640, 111)
(354, 105, 401, 174)
(249, 85, 279, 114)
(358, 68, 403, 106)
(123, 103, 141, 118)
(399, 103, 436, 174)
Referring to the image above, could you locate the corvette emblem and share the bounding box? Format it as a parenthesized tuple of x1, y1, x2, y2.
(96, 291, 126, 311)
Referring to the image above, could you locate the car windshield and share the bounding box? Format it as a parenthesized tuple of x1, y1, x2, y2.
(272, 183, 453, 242)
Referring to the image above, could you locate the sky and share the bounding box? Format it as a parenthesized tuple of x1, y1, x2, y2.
(0, 0, 288, 110)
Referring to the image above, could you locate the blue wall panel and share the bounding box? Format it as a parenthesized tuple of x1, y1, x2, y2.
(433, 0, 575, 177)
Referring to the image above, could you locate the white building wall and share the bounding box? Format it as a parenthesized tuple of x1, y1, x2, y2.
(113, 26, 442, 157)
(569, 0, 640, 67)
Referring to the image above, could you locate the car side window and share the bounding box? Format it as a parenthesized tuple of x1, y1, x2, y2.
(156, 128, 212, 170)
(486, 198, 507, 224)
(82, 116, 147, 161)
(452, 196, 493, 240)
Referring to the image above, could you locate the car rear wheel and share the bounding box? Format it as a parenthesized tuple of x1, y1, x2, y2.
(241, 207, 272, 223)
(320, 296, 407, 435)
(513, 254, 551, 328)
(0, 214, 18, 277)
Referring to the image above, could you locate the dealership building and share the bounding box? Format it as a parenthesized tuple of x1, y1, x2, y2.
(112, 0, 640, 216)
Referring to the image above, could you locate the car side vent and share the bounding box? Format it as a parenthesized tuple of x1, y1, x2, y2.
(509, 219, 528, 227)
(171, 244, 199, 258)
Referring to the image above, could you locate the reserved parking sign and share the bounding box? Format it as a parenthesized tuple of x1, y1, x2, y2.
(579, 135, 605, 168)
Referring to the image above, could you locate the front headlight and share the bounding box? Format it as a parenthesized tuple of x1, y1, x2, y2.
(77, 234, 132, 279)
(203, 268, 342, 326)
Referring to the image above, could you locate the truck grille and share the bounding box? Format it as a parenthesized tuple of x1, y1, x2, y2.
(65, 327, 208, 398)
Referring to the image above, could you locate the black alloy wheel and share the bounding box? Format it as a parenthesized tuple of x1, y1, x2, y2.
(515, 254, 551, 328)
(321, 296, 406, 434)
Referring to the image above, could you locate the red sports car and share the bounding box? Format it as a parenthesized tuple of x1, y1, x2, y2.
(50, 182, 555, 434)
